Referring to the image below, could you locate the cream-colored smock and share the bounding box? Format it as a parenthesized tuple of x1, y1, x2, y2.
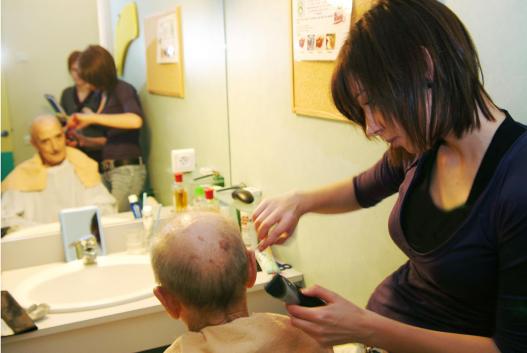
(1, 159, 116, 227)
(164, 313, 333, 353)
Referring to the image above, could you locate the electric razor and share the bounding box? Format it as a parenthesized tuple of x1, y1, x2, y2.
(264, 273, 325, 307)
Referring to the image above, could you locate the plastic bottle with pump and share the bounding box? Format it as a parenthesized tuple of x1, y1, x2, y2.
(172, 173, 188, 212)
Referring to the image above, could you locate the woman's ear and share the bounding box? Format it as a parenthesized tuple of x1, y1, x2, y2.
(245, 250, 257, 289)
(153, 286, 182, 320)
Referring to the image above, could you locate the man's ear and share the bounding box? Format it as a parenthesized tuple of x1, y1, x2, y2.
(153, 286, 182, 320)
(246, 250, 257, 289)
(29, 136, 36, 149)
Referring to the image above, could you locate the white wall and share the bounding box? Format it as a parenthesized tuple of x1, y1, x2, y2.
(447, 0, 527, 122)
(224, 0, 527, 306)
(107, 0, 230, 205)
(1, 0, 100, 164)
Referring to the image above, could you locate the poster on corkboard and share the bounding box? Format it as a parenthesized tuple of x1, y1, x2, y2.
(144, 7, 185, 97)
(290, 0, 359, 122)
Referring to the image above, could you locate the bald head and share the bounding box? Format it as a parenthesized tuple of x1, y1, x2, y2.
(30, 115, 62, 138)
(30, 115, 66, 166)
(151, 211, 249, 312)
(156, 211, 244, 274)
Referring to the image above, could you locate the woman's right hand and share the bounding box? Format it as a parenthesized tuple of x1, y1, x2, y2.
(67, 114, 93, 130)
(252, 192, 304, 250)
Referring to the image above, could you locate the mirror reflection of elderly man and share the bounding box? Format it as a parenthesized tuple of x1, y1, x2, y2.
(151, 211, 332, 353)
(1, 115, 116, 228)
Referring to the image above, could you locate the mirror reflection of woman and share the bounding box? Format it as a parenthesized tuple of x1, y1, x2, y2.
(253, 0, 527, 352)
(60, 50, 106, 164)
(67, 45, 147, 212)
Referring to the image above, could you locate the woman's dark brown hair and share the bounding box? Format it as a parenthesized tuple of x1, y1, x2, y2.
(67, 51, 81, 71)
(78, 45, 118, 92)
(332, 0, 494, 162)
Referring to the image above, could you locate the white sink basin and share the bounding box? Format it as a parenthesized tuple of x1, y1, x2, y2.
(12, 255, 155, 313)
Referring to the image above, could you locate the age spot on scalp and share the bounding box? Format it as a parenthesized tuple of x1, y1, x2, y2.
(219, 239, 230, 252)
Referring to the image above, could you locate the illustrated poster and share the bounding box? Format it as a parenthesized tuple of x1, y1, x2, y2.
(292, 0, 352, 61)
(157, 13, 179, 64)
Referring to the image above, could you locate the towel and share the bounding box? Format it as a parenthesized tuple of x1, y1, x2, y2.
(165, 313, 332, 353)
(1, 147, 100, 192)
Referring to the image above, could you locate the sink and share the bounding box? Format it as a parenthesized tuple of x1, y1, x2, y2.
(11, 255, 155, 313)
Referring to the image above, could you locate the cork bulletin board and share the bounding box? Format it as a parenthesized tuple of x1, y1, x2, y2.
(144, 8, 185, 97)
(290, 0, 372, 122)
(291, 60, 342, 121)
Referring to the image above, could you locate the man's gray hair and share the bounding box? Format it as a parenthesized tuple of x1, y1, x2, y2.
(151, 211, 248, 312)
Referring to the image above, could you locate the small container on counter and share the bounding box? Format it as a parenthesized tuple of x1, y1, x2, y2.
(128, 194, 142, 219)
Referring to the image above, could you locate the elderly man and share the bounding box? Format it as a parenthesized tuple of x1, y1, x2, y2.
(151, 211, 332, 353)
(1, 115, 116, 227)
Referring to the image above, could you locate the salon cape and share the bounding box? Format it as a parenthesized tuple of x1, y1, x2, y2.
(164, 313, 332, 353)
(1, 148, 116, 226)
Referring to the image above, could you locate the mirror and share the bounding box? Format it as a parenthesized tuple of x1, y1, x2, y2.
(1, 0, 231, 231)
(59, 206, 106, 262)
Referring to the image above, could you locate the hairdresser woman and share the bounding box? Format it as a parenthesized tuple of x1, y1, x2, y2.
(253, 1, 526, 352)
(67, 45, 146, 212)
(60, 50, 105, 163)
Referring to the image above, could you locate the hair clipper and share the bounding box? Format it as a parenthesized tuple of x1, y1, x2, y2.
(264, 273, 325, 307)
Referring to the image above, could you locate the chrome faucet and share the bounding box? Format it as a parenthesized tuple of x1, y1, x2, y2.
(69, 235, 98, 265)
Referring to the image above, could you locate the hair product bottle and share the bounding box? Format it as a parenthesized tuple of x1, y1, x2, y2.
(203, 187, 219, 212)
(192, 185, 205, 210)
(172, 173, 188, 212)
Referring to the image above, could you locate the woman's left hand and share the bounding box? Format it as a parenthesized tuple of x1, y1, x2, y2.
(287, 285, 373, 347)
